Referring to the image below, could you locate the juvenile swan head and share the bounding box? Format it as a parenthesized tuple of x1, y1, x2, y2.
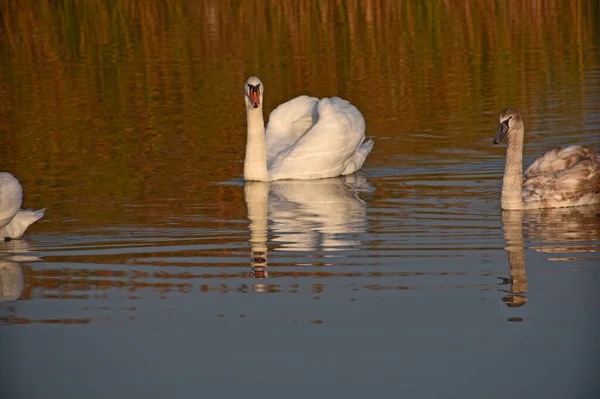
(494, 108, 523, 144)
(245, 76, 264, 109)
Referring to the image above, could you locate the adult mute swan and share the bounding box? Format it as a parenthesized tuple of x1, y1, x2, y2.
(0, 173, 45, 239)
(493, 108, 600, 210)
(243, 76, 373, 181)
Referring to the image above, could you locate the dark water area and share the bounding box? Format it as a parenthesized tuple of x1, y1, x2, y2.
(1, 1, 599, 398)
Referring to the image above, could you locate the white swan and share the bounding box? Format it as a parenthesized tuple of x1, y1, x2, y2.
(0, 173, 22, 228)
(493, 108, 600, 210)
(0, 172, 45, 239)
(243, 76, 374, 181)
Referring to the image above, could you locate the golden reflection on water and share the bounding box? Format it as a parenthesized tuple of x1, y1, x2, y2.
(1, 0, 599, 216)
(3, 205, 595, 296)
(0, 1, 599, 326)
(3, 197, 598, 325)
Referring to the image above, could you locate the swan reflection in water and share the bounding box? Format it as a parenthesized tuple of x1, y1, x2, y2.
(525, 205, 600, 257)
(499, 211, 529, 308)
(498, 205, 600, 310)
(0, 239, 41, 303)
(244, 175, 371, 281)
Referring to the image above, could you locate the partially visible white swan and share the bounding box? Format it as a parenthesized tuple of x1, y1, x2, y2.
(493, 108, 600, 210)
(243, 76, 374, 181)
(0, 172, 22, 228)
(0, 172, 45, 239)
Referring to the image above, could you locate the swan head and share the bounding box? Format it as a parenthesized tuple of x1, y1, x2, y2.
(245, 76, 263, 109)
(494, 108, 523, 144)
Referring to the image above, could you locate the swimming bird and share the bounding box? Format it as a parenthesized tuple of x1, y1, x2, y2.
(243, 76, 373, 181)
(0, 172, 45, 239)
(493, 108, 600, 210)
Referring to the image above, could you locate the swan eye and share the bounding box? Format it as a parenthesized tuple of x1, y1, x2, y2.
(503, 116, 512, 127)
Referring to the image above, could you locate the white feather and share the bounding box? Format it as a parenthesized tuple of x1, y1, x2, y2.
(0, 172, 45, 239)
(268, 97, 370, 180)
(0, 172, 23, 228)
(1, 209, 45, 239)
(266, 95, 319, 161)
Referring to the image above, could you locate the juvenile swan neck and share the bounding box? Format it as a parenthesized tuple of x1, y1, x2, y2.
(244, 107, 269, 181)
(501, 127, 524, 210)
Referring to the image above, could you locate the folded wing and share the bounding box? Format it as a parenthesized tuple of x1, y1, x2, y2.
(265, 95, 319, 162)
(523, 146, 600, 206)
(268, 97, 367, 180)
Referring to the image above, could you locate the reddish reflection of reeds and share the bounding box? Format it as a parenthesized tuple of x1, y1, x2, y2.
(1, 1, 597, 227)
(1, 2, 598, 325)
(20, 263, 487, 300)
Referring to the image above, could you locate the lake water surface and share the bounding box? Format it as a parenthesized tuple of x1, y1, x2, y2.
(1, 1, 599, 398)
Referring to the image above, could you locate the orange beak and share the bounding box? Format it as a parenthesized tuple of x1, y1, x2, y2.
(249, 86, 260, 108)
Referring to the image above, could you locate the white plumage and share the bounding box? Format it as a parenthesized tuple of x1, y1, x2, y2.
(1, 209, 46, 239)
(0, 172, 22, 228)
(0, 172, 45, 239)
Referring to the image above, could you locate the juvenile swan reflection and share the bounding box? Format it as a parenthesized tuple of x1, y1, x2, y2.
(525, 205, 600, 256)
(498, 205, 600, 307)
(244, 175, 371, 279)
(499, 211, 528, 307)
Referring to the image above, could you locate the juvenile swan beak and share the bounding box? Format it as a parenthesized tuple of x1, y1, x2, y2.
(494, 119, 510, 144)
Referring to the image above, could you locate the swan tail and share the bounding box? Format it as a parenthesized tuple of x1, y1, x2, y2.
(0, 172, 23, 227)
(0, 208, 45, 239)
(343, 140, 374, 175)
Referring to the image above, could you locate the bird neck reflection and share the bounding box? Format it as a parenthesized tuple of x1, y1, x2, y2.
(245, 181, 269, 282)
(500, 211, 528, 308)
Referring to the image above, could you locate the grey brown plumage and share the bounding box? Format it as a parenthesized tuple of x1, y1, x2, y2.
(494, 108, 600, 210)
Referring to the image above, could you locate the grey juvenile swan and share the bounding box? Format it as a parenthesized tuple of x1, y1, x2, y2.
(493, 108, 600, 210)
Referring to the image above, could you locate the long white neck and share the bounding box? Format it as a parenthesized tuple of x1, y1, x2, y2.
(501, 126, 524, 210)
(244, 105, 269, 181)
